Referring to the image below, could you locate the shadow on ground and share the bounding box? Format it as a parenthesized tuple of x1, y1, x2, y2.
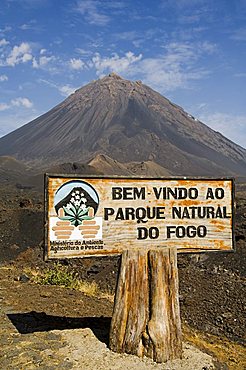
(7, 312, 111, 345)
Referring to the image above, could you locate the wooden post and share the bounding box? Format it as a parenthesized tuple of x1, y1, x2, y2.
(109, 248, 182, 363)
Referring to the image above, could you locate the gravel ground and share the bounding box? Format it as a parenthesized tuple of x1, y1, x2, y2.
(0, 265, 220, 370)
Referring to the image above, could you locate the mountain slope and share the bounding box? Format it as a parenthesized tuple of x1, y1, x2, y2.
(88, 154, 172, 176)
(0, 156, 32, 184)
(0, 73, 245, 176)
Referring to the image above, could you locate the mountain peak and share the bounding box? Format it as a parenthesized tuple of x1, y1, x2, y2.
(0, 75, 245, 177)
(105, 72, 142, 86)
(107, 72, 123, 80)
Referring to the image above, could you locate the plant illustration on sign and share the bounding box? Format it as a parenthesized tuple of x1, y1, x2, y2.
(52, 180, 100, 239)
(60, 189, 93, 226)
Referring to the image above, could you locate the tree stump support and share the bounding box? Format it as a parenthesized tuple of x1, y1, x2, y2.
(109, 248, 182, 363)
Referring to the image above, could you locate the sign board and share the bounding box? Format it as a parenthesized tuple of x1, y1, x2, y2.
(45, 175, 234, 259)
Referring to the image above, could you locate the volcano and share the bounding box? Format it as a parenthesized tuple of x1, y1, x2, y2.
(0, 73, 245, 176)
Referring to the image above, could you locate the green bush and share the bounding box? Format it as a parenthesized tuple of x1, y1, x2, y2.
(34, 263, 110, 298)
(36, 263, 79, 289)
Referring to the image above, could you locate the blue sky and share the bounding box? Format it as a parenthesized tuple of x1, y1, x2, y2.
(0, 0, 246, 148)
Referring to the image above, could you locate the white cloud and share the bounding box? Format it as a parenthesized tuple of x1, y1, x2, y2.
(76, 48, 93, 57)
(0, 111, 39, 138)
(198, 112, 246, 148)
(0, 26, 12, 35)
(114, 31, 139, 41)
(0, 41, 57, 71)
(0, 103, 10, 111)
(19, 20, 40, 31)
(112, 30, 156, 48)
(22, 53, 33, 63)
(0, 97, 33, 112)
(39, 58, 50, 68)
(32, 58, 39, 68)
(32, 55, 55, 69)
(199, 41, 217, 54)
(69, 58, 85, 70)
(92, 51, 143, 76)
(0, 38, 9, 47)
(11, 97, 33, 108)
(136, 58, 185, 91)
(76, 0, 110, 25)
(39, 56, 53, 66)
(0, 74, 8, 82)
(163, 42, 202, 64)
(90, 43, 214, 92)
(130, 42, 214, 93)
(20, 24, 30, 30)
(58, 85, 77, 97)
(6, 42, 33, 66)
(39, 78, 78, 97)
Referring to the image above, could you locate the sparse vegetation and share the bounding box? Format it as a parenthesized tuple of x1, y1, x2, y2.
(30, 263, 106, 298)
(35, 263, 79, 289)
(23, 263, 115, 300)
(77, 280, 99, 296)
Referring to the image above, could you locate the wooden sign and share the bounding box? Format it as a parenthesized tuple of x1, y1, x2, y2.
(44, 175, 235, 363)
(45, 175, 234, 259)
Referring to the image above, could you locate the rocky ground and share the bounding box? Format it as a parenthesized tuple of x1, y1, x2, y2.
(0, 183, 246, 369)
(0, 265, 239, 370)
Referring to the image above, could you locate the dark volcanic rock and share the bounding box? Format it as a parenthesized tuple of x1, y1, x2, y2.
(0, 74, 245, 176)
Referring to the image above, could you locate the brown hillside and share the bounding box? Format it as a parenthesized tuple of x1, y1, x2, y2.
(0, 74, 245, 176)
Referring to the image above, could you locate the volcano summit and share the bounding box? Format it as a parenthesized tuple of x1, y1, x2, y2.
(0, 73, 245, 176)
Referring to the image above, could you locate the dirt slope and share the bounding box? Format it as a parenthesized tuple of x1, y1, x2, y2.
(88, 154, 172, 176)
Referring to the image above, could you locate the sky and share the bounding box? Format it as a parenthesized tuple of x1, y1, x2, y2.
(0, 0, 246, 148)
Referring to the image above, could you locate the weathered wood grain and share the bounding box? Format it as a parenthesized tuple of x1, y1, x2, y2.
(46, 176, 234, 259)
(109, 250, 149, 356)
(109, 248, 182, 363)
(145, 248, 182, 362)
